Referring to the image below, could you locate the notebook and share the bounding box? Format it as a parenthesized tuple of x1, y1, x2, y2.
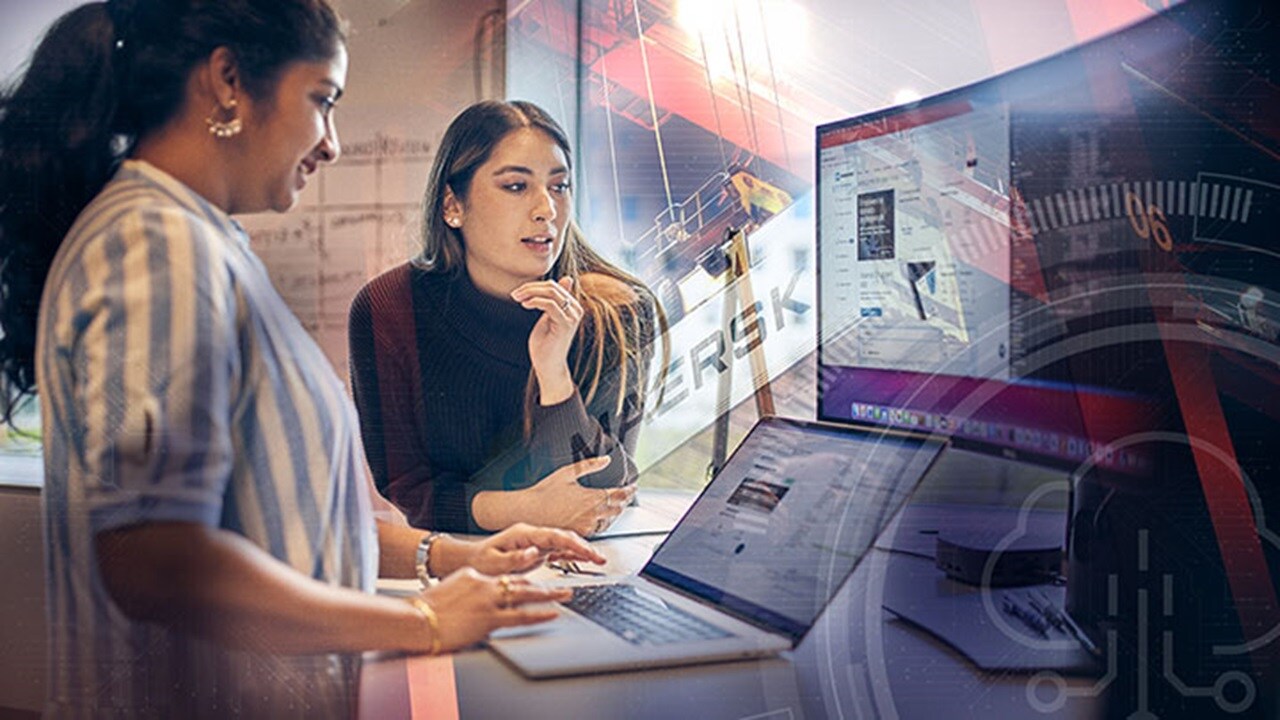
(488, 416, 947, 678)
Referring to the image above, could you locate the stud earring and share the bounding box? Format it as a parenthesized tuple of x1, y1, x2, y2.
(206, 99, 242, 139)
(446, 217, 461, 228)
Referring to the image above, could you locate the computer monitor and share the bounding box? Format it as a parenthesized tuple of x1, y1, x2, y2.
(815, 0, 1278, 477)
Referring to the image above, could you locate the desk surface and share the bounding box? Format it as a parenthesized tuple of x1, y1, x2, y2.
(362, 489, 1101, 719)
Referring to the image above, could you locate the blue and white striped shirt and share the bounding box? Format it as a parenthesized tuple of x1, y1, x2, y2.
(36, 160, 377, 719)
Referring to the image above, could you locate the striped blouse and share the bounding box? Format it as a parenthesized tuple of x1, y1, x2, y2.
(36, 160, 376, 719)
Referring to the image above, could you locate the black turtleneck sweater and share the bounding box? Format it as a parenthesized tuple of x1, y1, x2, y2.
(348, 262, 652, 532)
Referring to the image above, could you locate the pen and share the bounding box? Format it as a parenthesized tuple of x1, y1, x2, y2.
(1034, 590, 1099, 656)
(548, 560, 606, 577)
(1001, 595, 1050, 638)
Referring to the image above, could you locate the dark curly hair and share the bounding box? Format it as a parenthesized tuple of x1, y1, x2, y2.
(0, 0, 345, 423)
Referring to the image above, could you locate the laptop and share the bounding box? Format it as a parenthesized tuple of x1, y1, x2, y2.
(489, 416, 947, 678)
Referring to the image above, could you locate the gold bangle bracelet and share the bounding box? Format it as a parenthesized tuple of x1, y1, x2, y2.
(407, 596, 442, 656)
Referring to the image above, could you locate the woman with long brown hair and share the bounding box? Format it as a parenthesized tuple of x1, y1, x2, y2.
(350, 100, 666, 537)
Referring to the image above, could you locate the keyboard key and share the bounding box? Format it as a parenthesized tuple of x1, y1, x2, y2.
(562, 584, 734, 646)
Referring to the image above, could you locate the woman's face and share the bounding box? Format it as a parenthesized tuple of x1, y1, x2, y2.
(447, 127, 572, 297)
(232, 45, 347, 214)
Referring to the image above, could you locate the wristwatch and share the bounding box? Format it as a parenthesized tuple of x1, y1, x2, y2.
(415, 532, 448, 587)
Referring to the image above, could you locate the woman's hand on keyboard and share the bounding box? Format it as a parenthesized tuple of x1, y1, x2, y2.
(421, 569, 572, 652)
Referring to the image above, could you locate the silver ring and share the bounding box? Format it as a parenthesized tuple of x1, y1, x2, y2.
(561, 297, 572, 312)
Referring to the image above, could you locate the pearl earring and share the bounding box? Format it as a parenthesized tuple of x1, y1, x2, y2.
(206, 99, 242, 139)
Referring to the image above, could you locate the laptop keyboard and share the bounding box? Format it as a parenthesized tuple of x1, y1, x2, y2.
(562, 584, 734, 646)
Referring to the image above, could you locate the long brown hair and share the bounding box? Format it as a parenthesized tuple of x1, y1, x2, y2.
(416, 100, 668, 431)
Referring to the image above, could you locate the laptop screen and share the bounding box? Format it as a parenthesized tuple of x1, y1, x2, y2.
(643, 417, 945, 641)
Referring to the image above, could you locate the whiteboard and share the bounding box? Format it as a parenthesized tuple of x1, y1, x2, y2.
(236, 0, 504, 379)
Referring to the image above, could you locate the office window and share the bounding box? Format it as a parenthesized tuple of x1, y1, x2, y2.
(0, 392, 42, 487)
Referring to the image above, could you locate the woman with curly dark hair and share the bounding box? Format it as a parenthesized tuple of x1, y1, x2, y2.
(0, 4, 602, 717)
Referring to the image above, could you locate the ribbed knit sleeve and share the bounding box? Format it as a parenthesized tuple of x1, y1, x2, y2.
(526, 293, 656, 488)
(349, 266, 475, 531)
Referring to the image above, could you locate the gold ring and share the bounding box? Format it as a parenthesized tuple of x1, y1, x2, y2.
(497, 575, 514, 609)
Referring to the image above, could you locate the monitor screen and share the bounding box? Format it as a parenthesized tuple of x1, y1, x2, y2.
(815, 1, 1278, 475)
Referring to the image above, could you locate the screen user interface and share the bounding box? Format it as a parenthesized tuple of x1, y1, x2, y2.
(645, 420, 942, 638)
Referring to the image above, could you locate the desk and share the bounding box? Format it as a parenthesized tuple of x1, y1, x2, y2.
(361, 490, 1102, 719)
